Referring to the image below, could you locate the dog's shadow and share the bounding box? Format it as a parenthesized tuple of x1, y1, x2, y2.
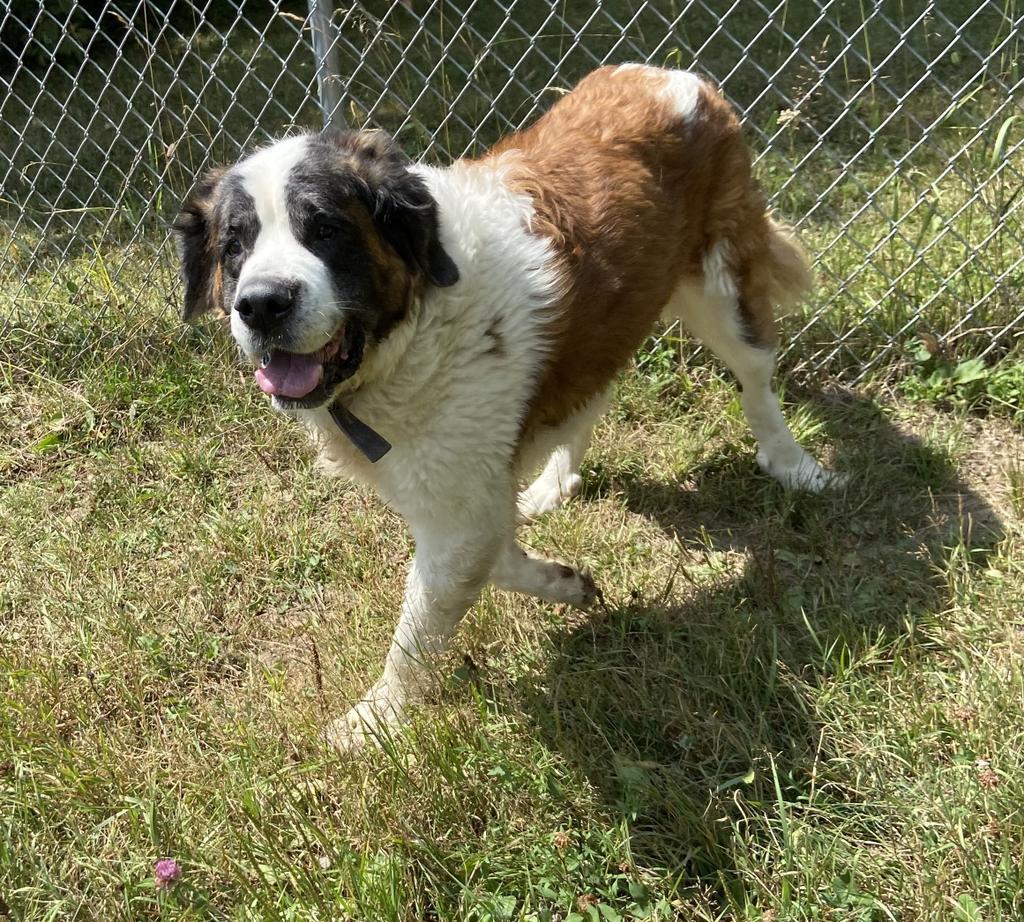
(512, 388, 1005, 889)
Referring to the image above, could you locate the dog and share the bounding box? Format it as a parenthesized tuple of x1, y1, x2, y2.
(174, 65, 842, 749)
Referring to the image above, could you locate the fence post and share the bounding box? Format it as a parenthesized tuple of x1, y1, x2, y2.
(307, 0, 344, 128)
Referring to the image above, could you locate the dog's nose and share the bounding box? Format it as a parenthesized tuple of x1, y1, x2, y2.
(235, 281, 298, 333)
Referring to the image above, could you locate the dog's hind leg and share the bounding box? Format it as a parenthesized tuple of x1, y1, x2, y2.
(490, 536, 597, 608)
(664, 231, 844, 492)
(516, 389, 609, 522)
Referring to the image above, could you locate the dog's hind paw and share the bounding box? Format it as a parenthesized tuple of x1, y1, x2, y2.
(517, 472, 583, 523)
(757, 449, 848, 493)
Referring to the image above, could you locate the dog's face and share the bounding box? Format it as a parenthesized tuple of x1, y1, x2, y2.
(173, 130, 459, 409)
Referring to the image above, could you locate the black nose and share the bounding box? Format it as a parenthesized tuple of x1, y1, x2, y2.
(235, 281, 298, 333)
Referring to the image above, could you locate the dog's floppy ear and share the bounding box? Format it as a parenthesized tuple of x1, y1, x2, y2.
(173, 167, 226, 322)
(327, 129, 459, 288)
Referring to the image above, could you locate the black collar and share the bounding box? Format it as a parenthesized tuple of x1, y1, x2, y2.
(328, 402, 391, 463)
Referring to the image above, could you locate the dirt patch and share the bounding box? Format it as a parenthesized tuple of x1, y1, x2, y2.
(957, 415, 1024, 527)
(885, 401, 1023, 532)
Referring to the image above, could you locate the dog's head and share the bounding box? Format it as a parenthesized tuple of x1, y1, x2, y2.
(173, 130, 459, 409)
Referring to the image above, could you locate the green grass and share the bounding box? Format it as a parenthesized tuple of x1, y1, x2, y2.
(4, 1, 1024, 919)
(3, 298, 1024, 918)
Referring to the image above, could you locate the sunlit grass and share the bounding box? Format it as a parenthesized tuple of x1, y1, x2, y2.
(3, 2, 1024, 919)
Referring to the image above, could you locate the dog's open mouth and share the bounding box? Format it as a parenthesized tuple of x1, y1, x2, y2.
(254, 322, 364, 406)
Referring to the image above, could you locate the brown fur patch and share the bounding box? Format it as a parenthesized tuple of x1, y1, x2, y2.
(175, 166, 227, 321)
(341, 201, 420, 342)
(323, 129, 459, 290)
(483, 316, 506, 357)
(480, 66, 812, 436)
(209, 248, 225, 318)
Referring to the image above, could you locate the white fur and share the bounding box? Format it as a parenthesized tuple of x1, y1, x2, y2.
(703, 240, 738, 301)
(517, 388, 609, 522)
(614, 64, 703, 122)
(232, 137, 338, 360)
(660, 69, 703, 121)
(663, 278, 844, 492)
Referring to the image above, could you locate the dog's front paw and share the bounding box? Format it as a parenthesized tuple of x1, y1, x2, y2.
(553, 563, 599, 610)
(324, 689, 405, 753)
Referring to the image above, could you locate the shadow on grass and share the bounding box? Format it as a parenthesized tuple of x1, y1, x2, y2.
(515, 388, 1004, 899)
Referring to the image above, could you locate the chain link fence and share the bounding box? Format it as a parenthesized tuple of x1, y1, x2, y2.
(2, 1, 1022, 382)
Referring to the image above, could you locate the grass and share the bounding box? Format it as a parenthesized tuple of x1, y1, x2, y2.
(3, 1, 1024, 919)
(3, 307, 1024, 919)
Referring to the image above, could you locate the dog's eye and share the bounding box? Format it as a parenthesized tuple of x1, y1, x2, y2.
(224, 238, 243, 258)
(315, 221, 336, 242)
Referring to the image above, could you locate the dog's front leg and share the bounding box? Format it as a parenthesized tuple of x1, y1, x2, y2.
(325, 503, 503, 752)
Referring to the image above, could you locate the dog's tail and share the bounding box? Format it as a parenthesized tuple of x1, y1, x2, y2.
(692, 87, 815, 346)
(755, 215, 814, 312)
(712, 214, 812, 348)
(767, 217, 814, 308)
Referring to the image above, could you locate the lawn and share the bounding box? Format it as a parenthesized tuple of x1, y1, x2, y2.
(2, 1, 1024, 920)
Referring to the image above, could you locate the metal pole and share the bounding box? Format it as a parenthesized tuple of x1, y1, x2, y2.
(307, 0, 344, 128)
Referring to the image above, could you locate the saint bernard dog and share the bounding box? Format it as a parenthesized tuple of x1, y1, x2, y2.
(175, 65, 844, 750)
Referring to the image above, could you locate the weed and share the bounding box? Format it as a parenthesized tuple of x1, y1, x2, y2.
(901, 335, 1024, 422)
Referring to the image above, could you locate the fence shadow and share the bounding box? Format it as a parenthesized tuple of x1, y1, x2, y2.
(512, 388, 1005, 893)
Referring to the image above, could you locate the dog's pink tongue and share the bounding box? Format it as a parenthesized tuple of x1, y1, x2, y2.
(255, 351, 322, 398)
